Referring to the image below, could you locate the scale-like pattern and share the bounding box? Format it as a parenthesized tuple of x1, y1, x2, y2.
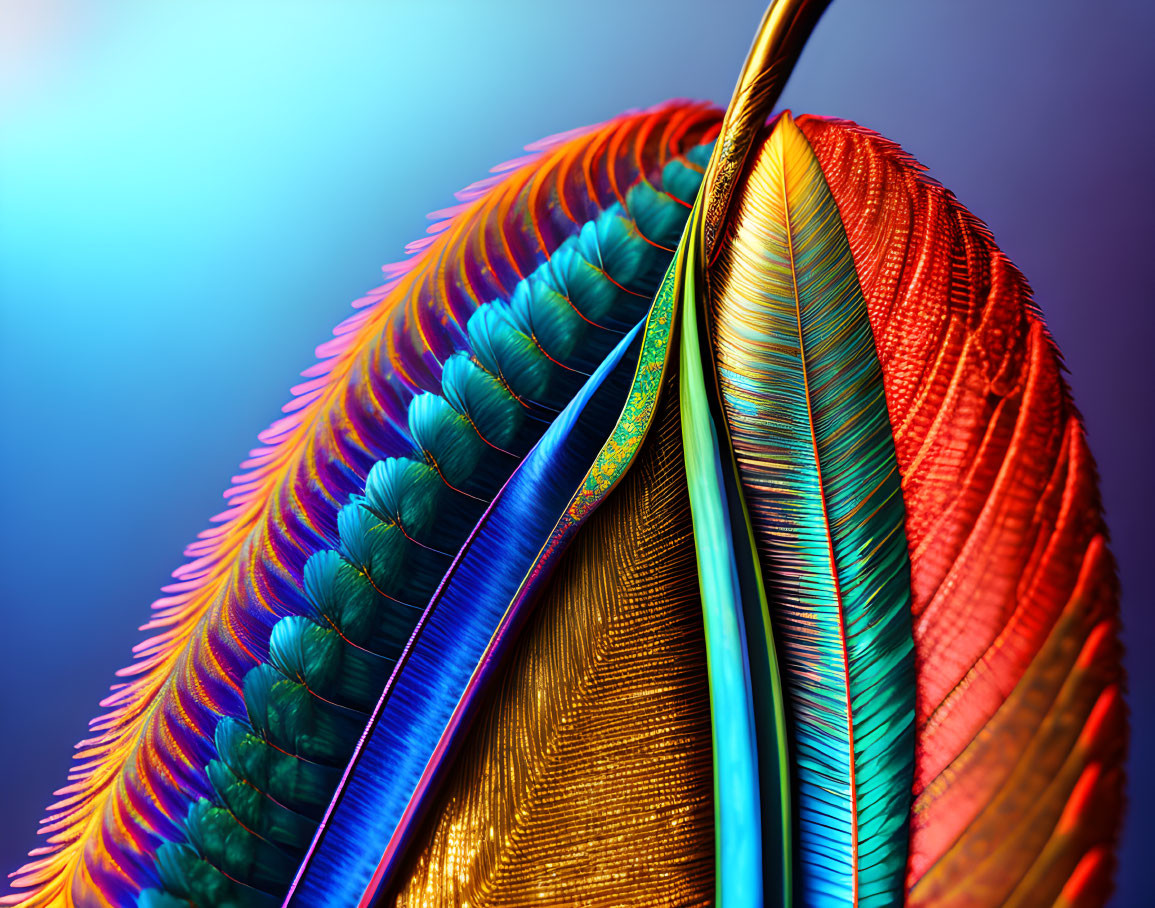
(3, 103, 721, 908)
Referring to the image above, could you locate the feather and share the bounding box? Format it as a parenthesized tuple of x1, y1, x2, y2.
(5, 2, 1126, 905)
(681, 244, 766, 903)
(388, 367, 714, 907)
(796, 114, 1125, 907)
(708, 112, 916, 907)
(286, 312, 652, 905)
(680, 206, 792, 906)
(288, 187, 693, 904)
(3, 104, 721, 908)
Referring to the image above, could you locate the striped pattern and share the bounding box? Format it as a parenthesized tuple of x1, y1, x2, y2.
(3, 62, 1125, 908)
(389, 372, 714, 907)
(291, 134, 711, 903)
(708, 113, 915, 907)
(798, 114, 1125, 907)
(287, 313, 651, 906)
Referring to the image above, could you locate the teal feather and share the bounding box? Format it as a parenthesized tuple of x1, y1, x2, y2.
(661, 158, 707, 206)
(507, 278, 589, 366)
(152, 842, 278, 908)
(204, 759, 315, 850)
(302, 547, 420, 649)
(241, 664, 362, 764)
(438, 352, 525, 451)
(684, 142, 713, 170)
(406, 393, 486, 488)
(182, 799, 298, 890)
(538, 238, 620, 330)
(214, 718, 338, 819)
(558, 213, 645, 330)
(266, 616, 393, 712)
(579, 209, 663, 295)
(362, 457, 472, 546)
(708, 115, 915, 906)
(467, 303, 556, 405)
(333, 503, 441, 606)
(627, 180, 691, 249)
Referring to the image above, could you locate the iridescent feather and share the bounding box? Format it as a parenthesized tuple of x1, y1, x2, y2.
(3, 104, 721, 908)
(4, 2, 1125, 906)
(797, 113, 1126, 907)
(708, 112, 915, 907)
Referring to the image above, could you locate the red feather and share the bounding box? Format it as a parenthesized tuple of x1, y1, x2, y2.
(798, 114, 1125, 907)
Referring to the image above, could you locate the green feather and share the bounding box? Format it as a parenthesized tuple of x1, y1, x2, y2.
(150, 841, 277, 908)
(439, 352, 526, 451)
(205, 759, 315, 850)
(627, 180, 692, 249)
(302, 547, 419, 653)
(241, 664, 362, 765)
(267, 616, 393, 713)
(183, 799, 297, 890)
(677, 200, 792, 908)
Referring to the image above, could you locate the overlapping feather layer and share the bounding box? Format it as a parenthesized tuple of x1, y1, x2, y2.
(796, 114, 1125, 906)
(709, 113, 915, 907)
(363, 111, 1126, 908)
(389, 366, 715, 907)
(333, 110, 1124, 908)
(3, 103, 721, 908)
(4, 95, 1125, 908)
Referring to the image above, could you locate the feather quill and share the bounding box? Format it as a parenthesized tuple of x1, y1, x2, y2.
(4, 3, 1125, 905)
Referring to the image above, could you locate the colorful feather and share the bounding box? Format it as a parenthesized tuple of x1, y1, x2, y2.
(4, 2, 1125, 906)
(3, 105, 721, 908)
(390, 364, 714, 907)
(289, 307, 655, 905)
(797, 113, 1125, 906)
(708, 112, 915, 906)
(680, 204, 793, 907)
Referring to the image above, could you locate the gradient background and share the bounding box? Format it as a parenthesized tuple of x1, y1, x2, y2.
(1, 0, 1151, 902)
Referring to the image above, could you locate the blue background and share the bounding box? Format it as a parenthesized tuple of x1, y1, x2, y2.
(1, 1, 1151, 902)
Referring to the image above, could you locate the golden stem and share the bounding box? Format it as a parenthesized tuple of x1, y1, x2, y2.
(702, 0, 833, 261)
